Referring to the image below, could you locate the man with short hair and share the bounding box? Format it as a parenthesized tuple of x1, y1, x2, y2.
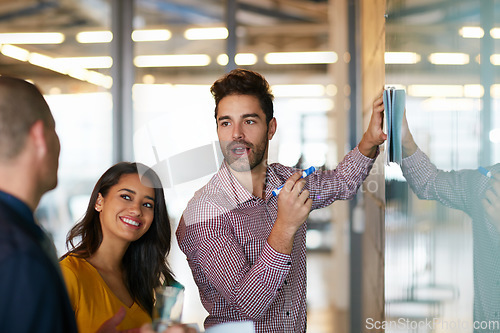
(0, 76, 75, 333)
(176, 69, 386, 332)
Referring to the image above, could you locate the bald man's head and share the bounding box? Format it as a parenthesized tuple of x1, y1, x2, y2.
(0, 77, 52, 160)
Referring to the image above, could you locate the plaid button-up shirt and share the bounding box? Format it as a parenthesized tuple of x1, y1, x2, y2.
(176, 146, 376, 332)
(402, 148, 500, 331)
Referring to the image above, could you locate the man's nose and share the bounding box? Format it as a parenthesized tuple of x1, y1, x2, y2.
(232, 123, 243, 140)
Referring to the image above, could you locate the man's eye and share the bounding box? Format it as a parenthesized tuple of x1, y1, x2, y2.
(246, 119, 255, 124)
(220, 121, 230, 127)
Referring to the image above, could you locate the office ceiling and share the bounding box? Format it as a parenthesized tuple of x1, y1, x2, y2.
(0, 0, 496, 89)
(385, 0, 498, 84)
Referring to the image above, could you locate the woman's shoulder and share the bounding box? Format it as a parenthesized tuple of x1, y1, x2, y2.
(60, 254, 94, 276)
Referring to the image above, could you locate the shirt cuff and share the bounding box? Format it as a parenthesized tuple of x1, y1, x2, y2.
(260, 242, 292, 271)
(401, 147, 438, 185)
(402, 147, 426, 168)
(353, 145, 380, 161)
(256, 242, 292, 292)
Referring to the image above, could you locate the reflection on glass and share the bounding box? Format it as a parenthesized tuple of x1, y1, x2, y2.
(385, 1, 500, 332)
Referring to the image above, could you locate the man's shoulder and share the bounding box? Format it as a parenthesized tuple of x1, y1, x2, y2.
(187, 170, 231, 206)
(0, 221, 54, 287)
(268, 162, 302, 181)
(0, 247, 78, 333)
(0, 210, 38, 264)
(269, 162, 295, 173)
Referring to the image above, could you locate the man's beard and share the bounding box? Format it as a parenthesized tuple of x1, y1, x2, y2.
(222, 138, 268, 172)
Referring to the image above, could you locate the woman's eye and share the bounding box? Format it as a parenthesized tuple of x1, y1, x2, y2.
(121, 194, 131, 200)
(144, 202, 153, 208)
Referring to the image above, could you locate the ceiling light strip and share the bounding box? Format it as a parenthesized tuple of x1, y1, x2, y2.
(385, 52, 421, 64)
(264, 51, 338, 65)
(459, 27, 484, 38)
(184, 27, 228, 40)
(0, 32, 65, 44)
(132, 29, 171, 42)
(76, 31, 113, 43)
(0, 44, 111, 88)
(134, 54, 211, 67)
(428, 53, 469, 65)
(54, 56, 113, 69)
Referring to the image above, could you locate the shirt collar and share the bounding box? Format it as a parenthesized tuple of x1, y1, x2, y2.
(218, 161, 284, 204)
(264, 164, 284, 200)
(218, 161, 254, 207)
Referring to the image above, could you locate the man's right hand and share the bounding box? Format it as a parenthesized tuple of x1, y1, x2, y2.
(268, 172, 312, 254)
(276, 172, 313, 229)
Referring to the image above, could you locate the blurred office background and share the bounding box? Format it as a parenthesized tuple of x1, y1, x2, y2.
(0, 0, 498, 332)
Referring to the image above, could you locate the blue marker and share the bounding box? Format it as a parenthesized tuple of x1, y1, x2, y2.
(272, 166, 316, 197)
(478, 166, 492, 178)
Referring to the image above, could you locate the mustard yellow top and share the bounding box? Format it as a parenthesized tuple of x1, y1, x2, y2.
(60, 255, 151, 333)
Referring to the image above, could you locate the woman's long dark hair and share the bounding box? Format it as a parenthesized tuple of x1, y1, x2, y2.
(63, 162, 174, 316)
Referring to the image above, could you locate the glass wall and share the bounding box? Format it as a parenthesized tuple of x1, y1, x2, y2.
(385, 0, 499, 332)
(1, 2, 117, 255)
(0, 0, 336, 331)
(130, 1, 335, 325)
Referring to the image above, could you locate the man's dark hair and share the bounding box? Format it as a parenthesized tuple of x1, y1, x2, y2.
(210, 68, 274, 125)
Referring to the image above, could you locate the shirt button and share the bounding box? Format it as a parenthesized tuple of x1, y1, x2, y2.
(277, 288, 281, 291)
(287, 261, 291, 265)
(284, 280, 288, 285)
(286, 311, 290, 316)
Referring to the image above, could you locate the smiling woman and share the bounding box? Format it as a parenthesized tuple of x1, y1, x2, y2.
(95, 173, 156, 244)
(59, 162, 175, 333)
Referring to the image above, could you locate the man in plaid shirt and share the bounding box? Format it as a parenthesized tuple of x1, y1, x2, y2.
(374, 97, 500, 332)
(176, 69, 386, 332)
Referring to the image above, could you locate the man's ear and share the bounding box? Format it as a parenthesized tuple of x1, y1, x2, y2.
(267, 117, 277, 140)
(95, 193, 104, 212)
(29, 120, 47, 157)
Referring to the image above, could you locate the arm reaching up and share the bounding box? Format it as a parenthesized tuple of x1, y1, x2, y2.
(358, 93, 388, 158)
